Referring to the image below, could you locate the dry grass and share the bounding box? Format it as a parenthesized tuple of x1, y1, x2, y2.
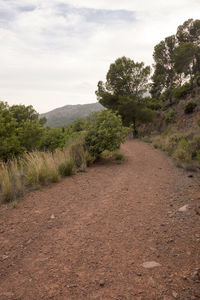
(0, 139, 88, 204)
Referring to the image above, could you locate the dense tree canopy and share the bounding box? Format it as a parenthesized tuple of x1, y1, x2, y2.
(151, 18, 200, 103)
(96, 56, 153, 136)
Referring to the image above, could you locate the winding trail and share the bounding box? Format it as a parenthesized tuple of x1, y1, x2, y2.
(0, 140, 200, 300)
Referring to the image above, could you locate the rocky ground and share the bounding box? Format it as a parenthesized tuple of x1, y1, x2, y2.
(0, 140, 199, 300)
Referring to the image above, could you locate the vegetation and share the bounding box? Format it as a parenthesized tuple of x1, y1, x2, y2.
(1, 17, 200, 203)
(184, 102, 197, 114)
(151, 19, 200, 104)
(96, 56, 154, 136)
(85, 110, 127, 157)
(0, 108, 127, 204)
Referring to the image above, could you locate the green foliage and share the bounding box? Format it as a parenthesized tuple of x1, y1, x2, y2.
(113, 152, 125, 161)
(172, 148, 192, 167)
(190, 135, 200, 153)
(96, 56, 153, 136)
(100, 56, 151, 97)
(152, 137, 163, 149)
(174, 42, 197, 79)
(184, 102, 197, 114)
(58, 161, 75, 177)
(152, 35, 176, 104)
(84, 151, 96, 166)
(172, 83, 191, 99)
(85, 110, 127, 157)
(147, 102, 161, 110)
(166, 134, 185, 155)
(165, 109, 176, 124)
(0, 101, 45, 161)
(162, 126, 172, 137)
(151, 18, 200, 105)
(39, 127, 66, 152)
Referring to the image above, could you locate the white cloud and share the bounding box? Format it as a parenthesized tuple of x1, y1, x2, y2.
(0, 0, 199, 112)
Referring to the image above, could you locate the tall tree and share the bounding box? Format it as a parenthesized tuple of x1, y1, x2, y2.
(96, 57, 153, 137)
(98, 56, 151, 98)
(176, 19, 200, 76)
(174, 42, 198, 88)
(152, 35, 177, 104)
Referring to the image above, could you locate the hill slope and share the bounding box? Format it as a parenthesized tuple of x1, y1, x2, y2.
(40, 102, 104, 127)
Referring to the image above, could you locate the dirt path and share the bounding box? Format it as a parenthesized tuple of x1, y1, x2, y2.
(0, 140, 200, 300)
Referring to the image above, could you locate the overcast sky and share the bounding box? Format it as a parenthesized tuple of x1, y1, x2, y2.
(0, 0, 200, 113)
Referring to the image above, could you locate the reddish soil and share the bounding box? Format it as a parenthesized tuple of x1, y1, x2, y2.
(0, 140, 200, 300)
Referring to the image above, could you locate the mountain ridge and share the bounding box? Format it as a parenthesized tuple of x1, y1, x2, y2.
(40, 102, 104, 127)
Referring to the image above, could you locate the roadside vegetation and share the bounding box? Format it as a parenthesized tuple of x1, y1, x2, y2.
(1, 18, 200, 203)
(0, 109, 127, 204)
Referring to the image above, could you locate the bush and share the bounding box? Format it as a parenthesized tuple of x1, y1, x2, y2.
(58, 160, 75, 177)
(113, 152, 125, 161)
(165, 109, 176, 124)
(162, 126, 172, 138)
(165, 134, 185, 155)
(172, 148, 192, 167)
(173, 83, 191, 100)
(147, 102, 161, 111)
(184, 102, 197, 114)
(190, 135, 200, 152)
(84, 151, 96, 166)
(85, 110, 127, 158)
(69, 140, 86, 171)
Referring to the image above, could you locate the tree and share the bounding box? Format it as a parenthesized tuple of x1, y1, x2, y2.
(85, 110, 127, 157)
(176, 19, 200, 78)
(152, 35, 177, 104)
(116, 95, 154, 136)
(174, 42, 198, 88)
(39, 127, 66, 152)
(104, 56, 150, 97)
(97, 56, 150, 97)
(96, 56, 152, 137)
(0, 101, 46, 161)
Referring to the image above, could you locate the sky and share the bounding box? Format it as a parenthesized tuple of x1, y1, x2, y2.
(0, 0, 200, 113)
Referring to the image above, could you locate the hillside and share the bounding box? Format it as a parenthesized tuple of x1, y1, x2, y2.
(40, 102, 104, 127)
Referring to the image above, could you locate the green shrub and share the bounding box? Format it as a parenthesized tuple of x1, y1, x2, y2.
(184, 102, 197, 114)
(162, 126, 172, 138)
(165, 109, 176, 124)
(165, 134, 185, 155)
(173, 83, 191, 100)
(58, 160, 75, 177)
(190, 135, 200, 152)
(85, 110, 127, 158)
(147, 102, 161, 111)
(84, 151, 96, 166)
(113, 152, 125, 161)
(178, 138, 190, 150)
(172, 148, 192, 167)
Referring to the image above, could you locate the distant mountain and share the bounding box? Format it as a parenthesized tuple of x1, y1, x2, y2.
(40, 102, 104, 127)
